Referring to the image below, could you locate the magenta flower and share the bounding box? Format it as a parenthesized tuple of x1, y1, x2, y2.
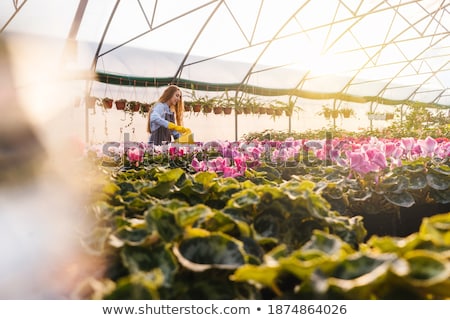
(127, 147, 144, 166)
(368, 149, 387, 169)
(348, 151, 378, 175)
(207, 157, 229, 172)
(401, 137, 415, 152)
(417, 136, 437, 157)
(223, 166, 241, 178)
(191, 158, 207, 171)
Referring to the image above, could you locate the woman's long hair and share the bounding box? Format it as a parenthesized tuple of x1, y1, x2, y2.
(147, 85, 184, 133)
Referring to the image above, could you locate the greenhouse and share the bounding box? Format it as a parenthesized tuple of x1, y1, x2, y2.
(0, 0, 449, 301)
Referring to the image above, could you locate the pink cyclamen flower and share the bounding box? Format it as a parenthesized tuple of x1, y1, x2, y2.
(127, 147, 144, 166)
(401, 137, 415, 152)
(191, 158, 207, 171)
(417, 136, 437, 157)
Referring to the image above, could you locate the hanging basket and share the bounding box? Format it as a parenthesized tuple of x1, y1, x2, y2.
(341, 109, 353, 118)
(115, 99, 127, 110)
(140, 103, 151, 113)
(243, 107, 252, 114)
(192, 104, 202, 113)
(323, 110, 331, 119)
(223, 106, 233, 115)
(184, 102, 192, 112)
(385, 112, 394, 120)
(102, 97, 113, 109)
(202, 105, 212, 114)
(274, 109, 283, 116)
(213, 106, 223, 115)
(128, 101, 140, 112)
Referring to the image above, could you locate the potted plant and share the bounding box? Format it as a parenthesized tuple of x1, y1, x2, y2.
(139, 103, 151, 116)
(340, 107, 355, 118)
(213, 103, 223, 115)
(127, 101, 141, 112)
(385, 112, 394, 120)
(183, 101, 192, 112)
(220, 90, 236, 115)
(201, 98, 214, 114)
(241, 96, 258, 115)
(318, 105, 332, 119)
(331, 109, 340, 119)
(115, 98, 127, 110)
(101, 97, 113, 109)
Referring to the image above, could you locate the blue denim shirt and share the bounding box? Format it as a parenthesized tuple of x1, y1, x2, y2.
(149, 102, 180, 138)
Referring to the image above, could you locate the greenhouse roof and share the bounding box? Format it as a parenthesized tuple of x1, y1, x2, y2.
(1, 0, 449, 108)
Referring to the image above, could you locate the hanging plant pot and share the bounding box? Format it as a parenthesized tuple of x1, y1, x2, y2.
(243, 106, 252, 114)
(213, 106, 223, 115)
(266, 108, 274, 115)
(274, 109, 283, 116)
(223, 107, 232, 115)
(285, 109, 293, 117)
(251, 105, 260, 114)
(323, 110, 331, 119)
(102, 97, 113, 109)
(259, 106, 266, 114)
(134, 103, 141, 112)
(202, 105, 212, 114)
(341, 109, 353, 118)
(140, 103, 151, 113)
(331, 110, 340, 119)
(184, 102, 192, 112)
(115, 99, 127, 110)
(192, 104, 202, 113)
(385, 112, 394, 120)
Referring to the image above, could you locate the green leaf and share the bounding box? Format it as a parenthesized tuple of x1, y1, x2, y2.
(176, 204, 213, 227)
(384, 191, 415, 207)
(231, 264, 282, 295)
(408, 172, 428, 190)
(146, 205, 183, 242)
(174, 233, 245, 271)
(419, 212, 450, 245)
(104, 270, 164, 299)
(429, 188, 450, 204)
(380, 175, 409, 193)
(391, 250, 450, 298)
(114, 224, 150, 246)
(194, 171, 218, 186)
(431, 164, 450, 176)
(121, 244, 178, 286)
(253, 211, 283, 238)
(427, 172, 449, 190)
(102, 182, 120, 195)
(227, 189, 260, 208)
(302, 230, 353, 257)
(156, 167, 185, 183)
(325, 253, 396, 299)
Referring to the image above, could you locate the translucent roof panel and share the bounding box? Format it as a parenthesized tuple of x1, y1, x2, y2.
(0, 0, 448, 107)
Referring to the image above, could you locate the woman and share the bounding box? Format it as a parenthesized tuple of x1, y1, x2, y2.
(147, 85, 189, 145)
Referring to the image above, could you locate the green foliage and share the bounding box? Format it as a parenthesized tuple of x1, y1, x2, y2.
(77, 156, 450, 299)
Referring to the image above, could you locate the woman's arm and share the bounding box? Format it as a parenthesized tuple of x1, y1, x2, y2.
(150, 103, 169, 128)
